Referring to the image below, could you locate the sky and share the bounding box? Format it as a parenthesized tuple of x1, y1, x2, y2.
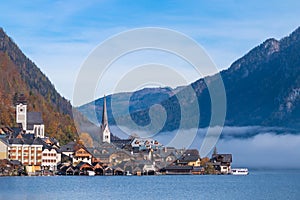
(1, 1, 299, 168)
(1, 0, 300, 103)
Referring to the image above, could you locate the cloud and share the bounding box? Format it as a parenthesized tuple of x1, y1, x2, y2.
(217, 133, 300, 169)
(110, 125, 300, 169)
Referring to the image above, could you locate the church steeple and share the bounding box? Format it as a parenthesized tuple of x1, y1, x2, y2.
(101, 96, 111, 143)
(102, 95, 108, 128)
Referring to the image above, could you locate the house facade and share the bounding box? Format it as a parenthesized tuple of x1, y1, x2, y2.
(0, 138, 8, 159)
(7, 138, 43, 172)
(210, 149, 232, 174)
(60, 141, 93, 165)
(73, 147, 92, 165)
(42, 147, 61, 171)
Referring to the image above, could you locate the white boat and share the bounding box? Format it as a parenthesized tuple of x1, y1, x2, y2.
(231, 168, 249, 175)
(126, 171, 132, 176)
(87, 171, 95, 176)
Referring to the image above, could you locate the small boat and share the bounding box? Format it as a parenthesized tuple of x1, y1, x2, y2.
(87, 171, 95, 176)
(231, 168, 249, 175)
(126, 171, 132, 176)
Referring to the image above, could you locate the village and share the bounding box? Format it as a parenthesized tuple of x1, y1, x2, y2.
(0, 94, 233, 176)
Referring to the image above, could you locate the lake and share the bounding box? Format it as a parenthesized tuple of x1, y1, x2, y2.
(1, 170, 300, 200)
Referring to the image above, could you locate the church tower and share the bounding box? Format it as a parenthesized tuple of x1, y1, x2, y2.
(100, 96, 111, 143)
(16, 94, 27, 131)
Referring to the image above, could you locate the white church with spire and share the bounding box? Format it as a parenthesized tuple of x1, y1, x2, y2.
(100, 96, 111, 143)
(15, 94, 45, 138)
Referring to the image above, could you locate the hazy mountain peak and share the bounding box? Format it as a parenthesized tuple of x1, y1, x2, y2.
(229, 37, 280, 73)
(263, 38, 280, 56)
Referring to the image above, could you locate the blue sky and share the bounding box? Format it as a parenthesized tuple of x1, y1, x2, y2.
(1, 0, 300, 103)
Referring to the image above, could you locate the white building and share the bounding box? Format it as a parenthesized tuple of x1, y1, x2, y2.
(16, 101, 27, 131)
(42, 147, 61, 171)
(15, 94, 45, 138)
(7, 137, 43, 167)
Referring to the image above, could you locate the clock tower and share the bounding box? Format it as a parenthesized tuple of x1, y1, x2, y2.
(16, 94, 27, 131)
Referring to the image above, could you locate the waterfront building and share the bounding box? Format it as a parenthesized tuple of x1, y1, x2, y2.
(60, 141, 93, 165)
(0, 159, 23, 176)
(7, 136, 43, 173)
(210, 147, 232, 174)
(73, 146, 92, 165)
(162, 165, 193, 175)
(177, 149, 201, 167)
(41, 143, 61, 172)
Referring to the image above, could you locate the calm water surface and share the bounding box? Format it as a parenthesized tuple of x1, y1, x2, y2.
(1, 170, 300, 200)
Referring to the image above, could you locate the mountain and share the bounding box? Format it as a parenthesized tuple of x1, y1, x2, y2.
(78, 27, 300, 132)
(222, 28, 300, 128)
(0, 28, 78, 144)
(78, 87, 175, 126)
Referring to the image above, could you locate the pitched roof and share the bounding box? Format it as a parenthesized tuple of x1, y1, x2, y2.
(9, 160, 22, 166)
(177, 149, 200, 163)
(60, 141, 77, 152)
(112, 139, 132, 149)
(9, 138, 30, 145)
(32, 137, 44, 145)
(76, 161, 93, 170)
(0, 138, 9, 145)
(178, 155, 200, 163)
(17, 94, 27, 105)
(212, 154, 232, 163)
(22, 133, 35, 140)
(27, 112, 43, 125)
(8, 137, 43, 146)
(10, 127, 23, 138)
(183, 149, 200, 156)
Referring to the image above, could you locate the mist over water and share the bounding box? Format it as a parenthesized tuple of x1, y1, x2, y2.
(110, 125, 300, 169)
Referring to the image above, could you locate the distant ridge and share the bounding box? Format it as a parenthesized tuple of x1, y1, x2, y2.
(78, 26, 300, 130)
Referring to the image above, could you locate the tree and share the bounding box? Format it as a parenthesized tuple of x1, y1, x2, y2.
(200, 157, 210, 167)
(80, 132, 94, 147)
(205, 163, 216, 175)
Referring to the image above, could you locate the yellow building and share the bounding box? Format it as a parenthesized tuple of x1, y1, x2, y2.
(0, 138, 8, 159)
(177, 149, 201, 167)
(187, 157, 201, 167)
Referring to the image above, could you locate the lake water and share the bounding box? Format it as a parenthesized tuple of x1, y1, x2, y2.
(1, 170, 300, 200)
